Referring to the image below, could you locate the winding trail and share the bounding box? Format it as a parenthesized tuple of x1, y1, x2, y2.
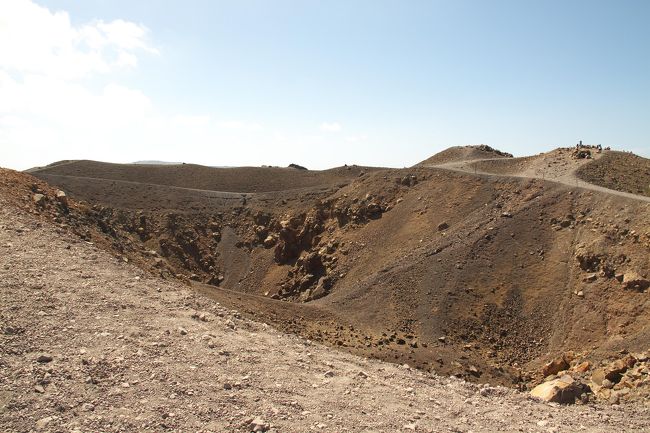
(427, 151, 650, 203)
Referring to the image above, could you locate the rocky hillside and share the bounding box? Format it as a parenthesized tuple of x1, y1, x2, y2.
(2, 168, 650, 432)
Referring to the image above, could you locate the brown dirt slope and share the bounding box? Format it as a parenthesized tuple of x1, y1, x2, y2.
(4, 185, 650, 432)
(416, 145, 513, 166)
(30, 160, 373, 193)
(24, 157, 650, 401)
(576, 151, 650, 197)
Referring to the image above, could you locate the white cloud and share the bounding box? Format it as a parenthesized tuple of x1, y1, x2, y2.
(0, 0, 164, 170)
(0, 73, 152, 127)
(320, 122, 342, 132)
(0, 0, 157, 79)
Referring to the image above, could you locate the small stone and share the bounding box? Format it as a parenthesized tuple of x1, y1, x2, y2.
(602, 378, 614, 389)
(2, 326, 17, 335)
(35, 416, 54, 429)
(34, 385, 45, 393)
(178, 327, 188, 335)
(247, 417, 269, 432)
(583, 273, 597, 283)
(36, 354, 53, 363)
(574, 361, 591, 373)
(223, 383, 232, 390)
(263, 235, 277, 248)
(55, 190, 68, 206)
(324, 370, 334, 377)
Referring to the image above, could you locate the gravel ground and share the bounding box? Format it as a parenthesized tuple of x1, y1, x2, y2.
(1, 196, 649, 433)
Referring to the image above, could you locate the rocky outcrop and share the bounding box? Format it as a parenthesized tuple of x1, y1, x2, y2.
(622, 272, 650, 292)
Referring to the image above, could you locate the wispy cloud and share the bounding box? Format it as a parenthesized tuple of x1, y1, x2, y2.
(320, 122, 342, 132)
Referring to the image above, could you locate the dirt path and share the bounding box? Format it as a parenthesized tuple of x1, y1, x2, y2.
(429, 154, 650, 203)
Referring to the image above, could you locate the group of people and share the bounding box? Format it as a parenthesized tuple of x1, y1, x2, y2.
(575, 141, 609, 153)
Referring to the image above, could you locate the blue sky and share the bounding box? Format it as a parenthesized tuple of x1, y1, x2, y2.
(1, 0, 648, 170)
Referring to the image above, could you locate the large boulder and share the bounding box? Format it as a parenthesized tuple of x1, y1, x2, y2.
(530, 375, 587, 404)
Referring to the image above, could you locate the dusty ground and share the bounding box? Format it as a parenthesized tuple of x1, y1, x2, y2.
(2, 190, 650, 433)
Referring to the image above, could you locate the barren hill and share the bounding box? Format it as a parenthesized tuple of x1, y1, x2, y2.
(31, 160, 373, 193)
(415, 145, 513, 166)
